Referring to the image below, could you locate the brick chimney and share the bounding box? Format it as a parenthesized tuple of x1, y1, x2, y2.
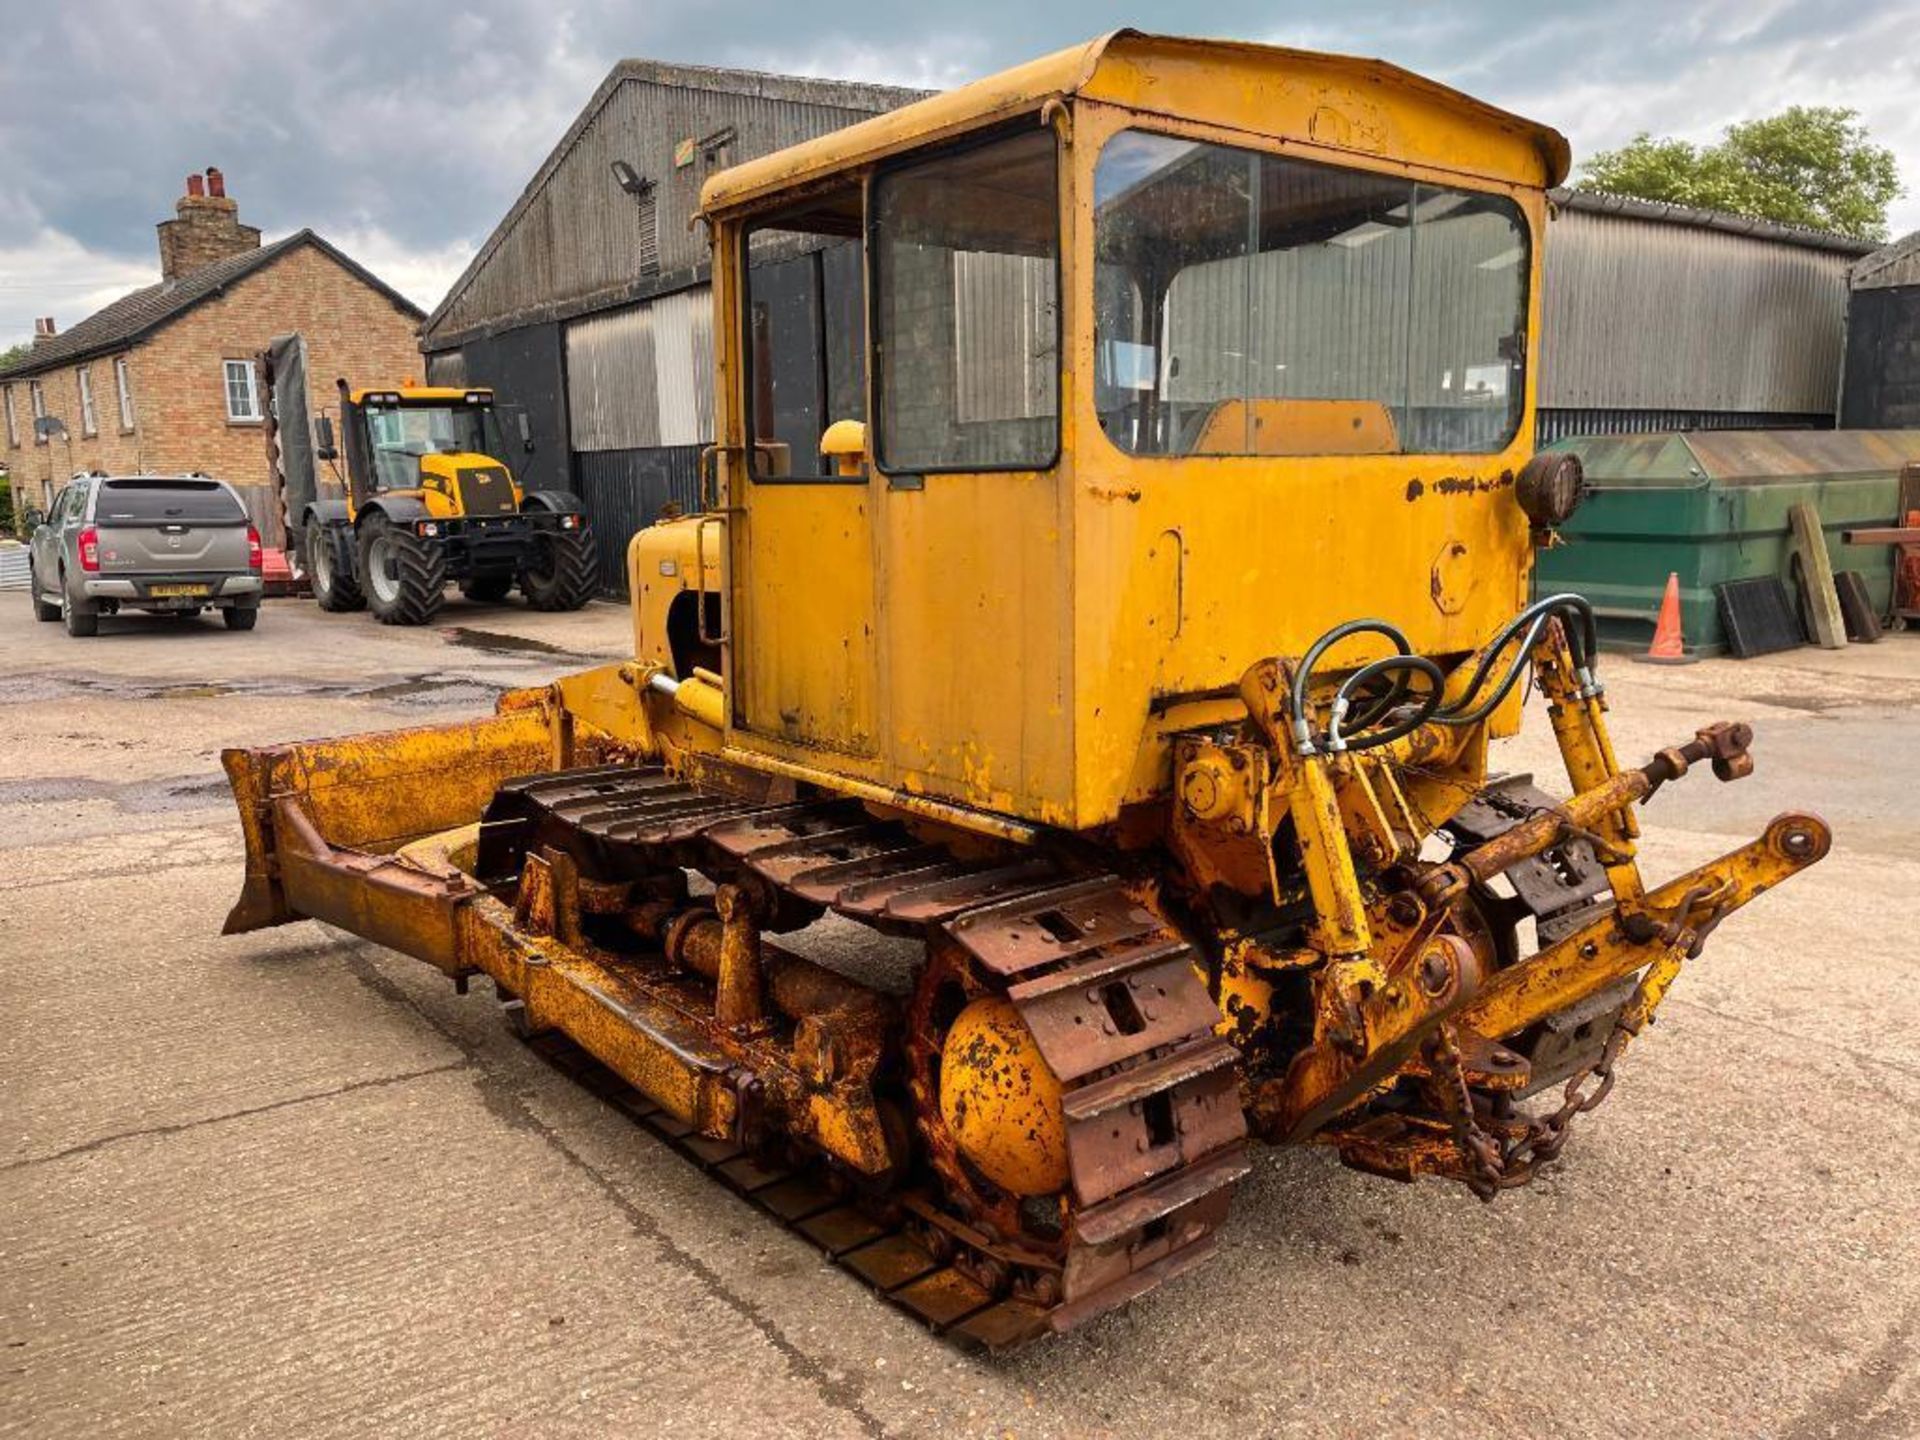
(156, 167, 261, 281)
(31, 316, 57, 349)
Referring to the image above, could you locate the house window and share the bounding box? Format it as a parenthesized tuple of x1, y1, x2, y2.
(29, 381, 46, 444)
(2, 385, 15, 448)
(114, 357, 135, 431)
(224, 359, 259, 422)
(77, 365, 97, 437)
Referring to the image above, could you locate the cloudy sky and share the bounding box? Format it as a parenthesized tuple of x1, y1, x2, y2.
(3, 0, 1917, 346)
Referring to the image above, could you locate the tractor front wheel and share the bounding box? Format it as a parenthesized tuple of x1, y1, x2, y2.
(359, 514, 446, 626)
(519, 525, 599, 612)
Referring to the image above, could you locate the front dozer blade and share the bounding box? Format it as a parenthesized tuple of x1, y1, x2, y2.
(222, 705, 573, 943)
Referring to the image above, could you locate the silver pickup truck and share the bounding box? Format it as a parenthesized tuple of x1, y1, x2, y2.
(28, 473, 264, 636)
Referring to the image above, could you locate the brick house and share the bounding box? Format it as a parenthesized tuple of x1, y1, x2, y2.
(0, 168, 424, 529)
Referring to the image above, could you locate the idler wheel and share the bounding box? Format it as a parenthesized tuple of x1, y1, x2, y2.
(938, 997, 1068, 1197)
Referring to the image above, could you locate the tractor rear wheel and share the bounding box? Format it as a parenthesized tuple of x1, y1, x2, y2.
(519, 525, 599, 612)
(306, 523, 365, 612)
(460, 572, 514, 603)
(359, 514, 446, 626)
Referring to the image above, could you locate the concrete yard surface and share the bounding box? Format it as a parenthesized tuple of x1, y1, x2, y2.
(2, 594, 1916, 1439)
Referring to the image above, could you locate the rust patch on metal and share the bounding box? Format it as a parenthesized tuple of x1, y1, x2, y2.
(1430, 473, 1514, 496)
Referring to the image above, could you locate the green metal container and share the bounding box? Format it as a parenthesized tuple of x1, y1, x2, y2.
(1533, 430, 1918, 654)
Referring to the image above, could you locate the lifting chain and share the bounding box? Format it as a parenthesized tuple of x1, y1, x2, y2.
(1428, 880, 1734, 1201)
(1430, 1018, 1630, 1201)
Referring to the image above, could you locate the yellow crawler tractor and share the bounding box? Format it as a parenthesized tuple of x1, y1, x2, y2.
(223, 33, 1829, 1347)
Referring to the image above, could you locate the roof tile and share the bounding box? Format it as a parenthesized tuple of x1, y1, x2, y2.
(1, 230, 424, 379)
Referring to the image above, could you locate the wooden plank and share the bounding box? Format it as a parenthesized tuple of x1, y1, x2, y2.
(1789, 501, 1847, 650)
(1835, 571, 1884, 643)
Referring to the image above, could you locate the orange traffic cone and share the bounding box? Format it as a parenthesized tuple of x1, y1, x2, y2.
(1635, 572, 1696, 665)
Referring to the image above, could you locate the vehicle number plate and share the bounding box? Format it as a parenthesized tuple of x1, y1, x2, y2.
(150, 584, 210, 597)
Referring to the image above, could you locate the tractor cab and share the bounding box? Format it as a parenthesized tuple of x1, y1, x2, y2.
(335, 385, 521, 519)
(682, 31, 1569, 831)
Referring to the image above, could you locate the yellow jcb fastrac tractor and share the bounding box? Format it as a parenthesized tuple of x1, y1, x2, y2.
(258, 343, 598, 624)
(223, 33, 1830, 1349)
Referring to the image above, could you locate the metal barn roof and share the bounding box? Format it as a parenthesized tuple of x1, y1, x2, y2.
(1851, 230, 1920, 291)
(1550, 188, 1875, 258)
(0, 231, 423, 380)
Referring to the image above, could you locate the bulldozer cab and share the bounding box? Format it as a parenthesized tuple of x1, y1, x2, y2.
(335, 386, 521, 518)
(697, 32, 1569, 833)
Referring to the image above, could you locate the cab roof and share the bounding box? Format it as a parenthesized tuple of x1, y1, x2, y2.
(700, 30, 1570, 216)
(350, 386, 493, 404)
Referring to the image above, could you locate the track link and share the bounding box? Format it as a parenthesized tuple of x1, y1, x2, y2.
(478, 763, 1251, 1347)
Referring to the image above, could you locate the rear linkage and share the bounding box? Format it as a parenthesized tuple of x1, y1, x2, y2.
(1204, 594, 1830, 1195)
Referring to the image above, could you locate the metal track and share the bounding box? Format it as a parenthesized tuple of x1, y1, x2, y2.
(1443, 774, 1634, 1095)
(477, 764, 1251, 1349)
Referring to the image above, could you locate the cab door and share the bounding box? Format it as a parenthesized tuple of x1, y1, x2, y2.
(861, 125, 1074, 818)
(725, 209, 881, 759)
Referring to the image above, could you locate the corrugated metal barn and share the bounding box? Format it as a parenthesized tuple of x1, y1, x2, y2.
(422, 63, 1876, 593)
(419, 61, 926, 587)
(1540, 190, 1872, 444)
(1839, 230, 1920, 428)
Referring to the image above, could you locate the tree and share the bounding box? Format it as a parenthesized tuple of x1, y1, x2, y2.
(1581, 106, 1902, 241)
(0, 342, 29, 374)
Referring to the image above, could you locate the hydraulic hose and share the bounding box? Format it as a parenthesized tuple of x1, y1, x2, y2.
(1289, 619, 1413, 754)
(1326, 655, 1445, 752)
(1289, 594, 1600, 755)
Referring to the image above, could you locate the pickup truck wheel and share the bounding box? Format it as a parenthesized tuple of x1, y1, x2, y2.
(460, 572, 514, 603)
(223, 605, 259, 631)
(28, 565, 60, 622)
(307, 523, 365, 612)
(59, 572, 98, 637)
(519, 525, 599, 612)
(359, 514, 446, 626)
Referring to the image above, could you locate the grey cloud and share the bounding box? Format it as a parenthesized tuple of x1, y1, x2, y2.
(2, 0, 1917, 344)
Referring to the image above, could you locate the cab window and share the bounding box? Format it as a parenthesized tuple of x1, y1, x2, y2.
(363, 403, 500, 490)
(1092, 130, 1530, 457)
(741, 181, 867, 482)
(870, 126, 1060, 473)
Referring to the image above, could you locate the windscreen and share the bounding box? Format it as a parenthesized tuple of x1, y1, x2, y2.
(96, 479, 247, 524)
(1093, 130, 1530, 457)
(363, 403, 504, 491)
